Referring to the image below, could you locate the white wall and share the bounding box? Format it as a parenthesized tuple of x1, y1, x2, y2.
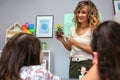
(0, 0, 114, 79)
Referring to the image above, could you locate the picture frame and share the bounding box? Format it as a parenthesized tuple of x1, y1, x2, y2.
(113, 0, 120, 14)
(36, 15, 53, 38)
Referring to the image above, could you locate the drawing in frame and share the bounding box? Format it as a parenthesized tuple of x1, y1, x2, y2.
(36, 15, 53, 38)
(113, 0, 120, 14)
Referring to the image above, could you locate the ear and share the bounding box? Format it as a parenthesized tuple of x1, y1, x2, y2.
(92, 52, 98, 64)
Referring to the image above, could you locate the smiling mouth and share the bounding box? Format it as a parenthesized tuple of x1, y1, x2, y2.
(78, 16, 84, 19)
(78, 17, 84, 21)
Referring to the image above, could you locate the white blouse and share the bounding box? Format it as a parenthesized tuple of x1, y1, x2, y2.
(69, 26, 92, 60)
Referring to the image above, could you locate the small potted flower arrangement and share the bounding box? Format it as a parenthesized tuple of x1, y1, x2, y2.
(55, 23, 63, 38)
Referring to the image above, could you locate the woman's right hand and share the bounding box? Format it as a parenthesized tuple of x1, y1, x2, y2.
(55, 32, 64, 42)
(55, 32, 72, 51)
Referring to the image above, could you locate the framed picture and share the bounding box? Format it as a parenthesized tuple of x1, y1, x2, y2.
(113, 0, 120, 14)
(36, 15, 53, 38)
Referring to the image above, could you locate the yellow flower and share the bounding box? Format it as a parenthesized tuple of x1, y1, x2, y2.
(56, 23, 63, 38)
(56, 24, 61, 28)
(56, 23, 63, 33)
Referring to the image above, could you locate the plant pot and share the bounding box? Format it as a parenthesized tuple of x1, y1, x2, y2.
(56, 31, 63, 38)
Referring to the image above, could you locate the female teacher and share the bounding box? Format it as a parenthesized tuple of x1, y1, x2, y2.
(56, 0, 100, 78)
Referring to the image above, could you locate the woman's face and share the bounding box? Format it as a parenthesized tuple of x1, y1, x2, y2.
(77, 5, 89, 24)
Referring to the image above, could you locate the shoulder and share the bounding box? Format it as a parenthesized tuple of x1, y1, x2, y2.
(20, 65, 46, 71)
(20, 65, 61, 80)
(20, 65, 47, 75)
(81, 64, 100, 80)
(20, 65, 47, 79)
(69, 26, 76, 37)
(88, 28, 92, 33)
(70, 26, 76, 30)
(69, 26, 76, 34)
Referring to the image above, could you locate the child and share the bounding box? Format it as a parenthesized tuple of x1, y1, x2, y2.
(0, 33, 60, 80)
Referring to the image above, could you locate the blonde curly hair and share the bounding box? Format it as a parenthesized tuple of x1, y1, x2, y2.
(73, 0, 100, 31)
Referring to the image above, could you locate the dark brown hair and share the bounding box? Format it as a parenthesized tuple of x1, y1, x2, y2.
(92, 20, 120, 80)
(0, 33, 41, 80)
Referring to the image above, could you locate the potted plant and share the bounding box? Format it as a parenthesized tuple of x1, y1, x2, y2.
(55, 24, 63, 38)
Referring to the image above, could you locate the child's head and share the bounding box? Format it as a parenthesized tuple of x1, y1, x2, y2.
(5, 33, 41, 65)
(0, 33, 42, 79)
(92, 20, 120, 80)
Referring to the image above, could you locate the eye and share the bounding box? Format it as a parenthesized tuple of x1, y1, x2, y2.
(81, 11, 87, 14)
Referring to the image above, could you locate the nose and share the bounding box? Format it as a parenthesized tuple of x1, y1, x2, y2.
(78, 12, 82, 16)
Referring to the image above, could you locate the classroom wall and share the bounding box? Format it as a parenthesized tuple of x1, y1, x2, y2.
(0, 0, 114, 79)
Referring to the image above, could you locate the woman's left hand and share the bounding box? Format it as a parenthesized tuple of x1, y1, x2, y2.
(66, 36, 76, 45)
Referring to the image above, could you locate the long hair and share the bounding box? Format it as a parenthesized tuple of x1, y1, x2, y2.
(92, 20, 120, 80)
(0, 33, 41, 80)
(73, 0, 100, 31)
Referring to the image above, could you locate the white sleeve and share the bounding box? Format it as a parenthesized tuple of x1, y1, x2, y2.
(69, 26, 75, 37)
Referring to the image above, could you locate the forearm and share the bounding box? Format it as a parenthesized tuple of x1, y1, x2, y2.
(61, 39, 71, 51)
(73, 41, 93, 54)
